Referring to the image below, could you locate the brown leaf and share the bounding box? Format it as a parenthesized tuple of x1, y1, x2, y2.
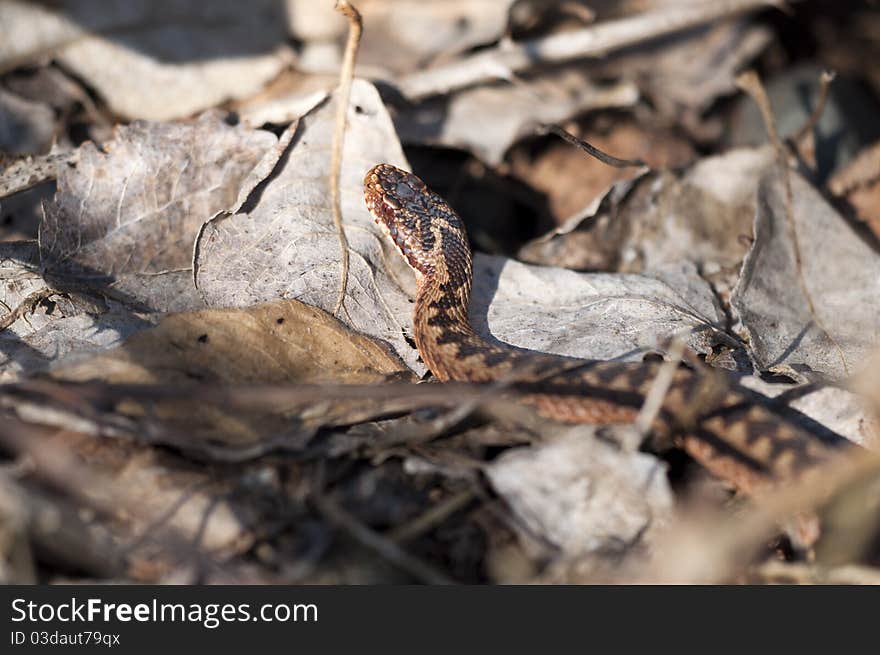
(50, 299, 414, 449)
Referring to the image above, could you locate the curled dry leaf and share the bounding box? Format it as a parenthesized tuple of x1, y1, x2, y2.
(487, 426, 673, 557)
(518, 173, 646, 271)
(511, 119, 696, 226)
(41, 112, 277, 313)
(731, 170, 880, 381)
(393, 71, 639, 166)
(520, 146, 775, 276)
(0, 0, 292, 121)
(617, 20, 773, 123)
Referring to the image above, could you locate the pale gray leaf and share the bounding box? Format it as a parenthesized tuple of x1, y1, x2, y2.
(0, 0, 291, 121)
(487, 427, 673, 556)
(0, 242, 148, 380)
(472, 254, 731, 362)
(40, 112, 277, 312)
(731, 170, 880, 380)
(394, 72, 638, 166)
(195, 80, 420, 371)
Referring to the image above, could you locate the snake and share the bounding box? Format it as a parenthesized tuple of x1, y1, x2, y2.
(363, 163, 847, 496)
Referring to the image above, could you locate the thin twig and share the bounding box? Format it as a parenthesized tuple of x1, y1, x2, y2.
(0, 288, 55, 331)
(634, 336, 686, 438)
(397, 0, 788, 99)
(1, 378, 511, 416)
(312, 493, 455, 584)
(386, 489, 476, 544)
(736, 70, 849, 375)
(330, 1, 363, 318)
(793, 70, 836, 144)
(539, 123, 647, 168)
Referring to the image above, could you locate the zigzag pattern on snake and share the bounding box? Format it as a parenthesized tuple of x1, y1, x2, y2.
(363, 163, 849, 495)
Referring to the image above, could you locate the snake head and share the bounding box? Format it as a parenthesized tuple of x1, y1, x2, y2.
(364, 163, 469, 277)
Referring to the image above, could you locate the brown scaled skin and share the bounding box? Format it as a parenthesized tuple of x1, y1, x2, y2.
(363, 163, 849, 497)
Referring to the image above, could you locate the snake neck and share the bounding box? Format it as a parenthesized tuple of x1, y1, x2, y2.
(413, 270, 482, 381)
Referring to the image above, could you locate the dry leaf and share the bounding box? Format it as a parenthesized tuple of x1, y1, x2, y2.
(470, 254, 734, 364)
(511, 119, 696, 225)
(487, 426, 673, 556)
(41, 112, 277, 312)
(48, 431, 254, 572)
(520, 146, 775, 275)
(393, 71, 638, 166)
(731, 170, 880, 380)
(0, 0, 292, 121)
(354, 0, 516, 76)
(0, 242, 146, 381)
(50, 299, 413, 448)
(628, 20, 772, 116)
(195, 80, 420, 371)
(54, 299, 409, 386)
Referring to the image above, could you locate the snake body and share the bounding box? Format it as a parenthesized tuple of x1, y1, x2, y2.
(363, 163, 841, 494)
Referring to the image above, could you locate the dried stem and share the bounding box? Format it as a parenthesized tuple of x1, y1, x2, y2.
(793, 70, 836, 144)
(736, 70, 849, 375)
(330, 1, 363, 318)
(634, 336, 686, 438)
(386, 489, 477, 544)
(312, 493, 454, 584)
(540, 123, 646, 168)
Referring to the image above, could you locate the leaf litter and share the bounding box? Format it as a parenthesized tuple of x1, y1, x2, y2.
(0, 1, 879, 584)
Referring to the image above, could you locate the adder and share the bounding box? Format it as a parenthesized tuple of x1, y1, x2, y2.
(363, 163, 851, 497)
